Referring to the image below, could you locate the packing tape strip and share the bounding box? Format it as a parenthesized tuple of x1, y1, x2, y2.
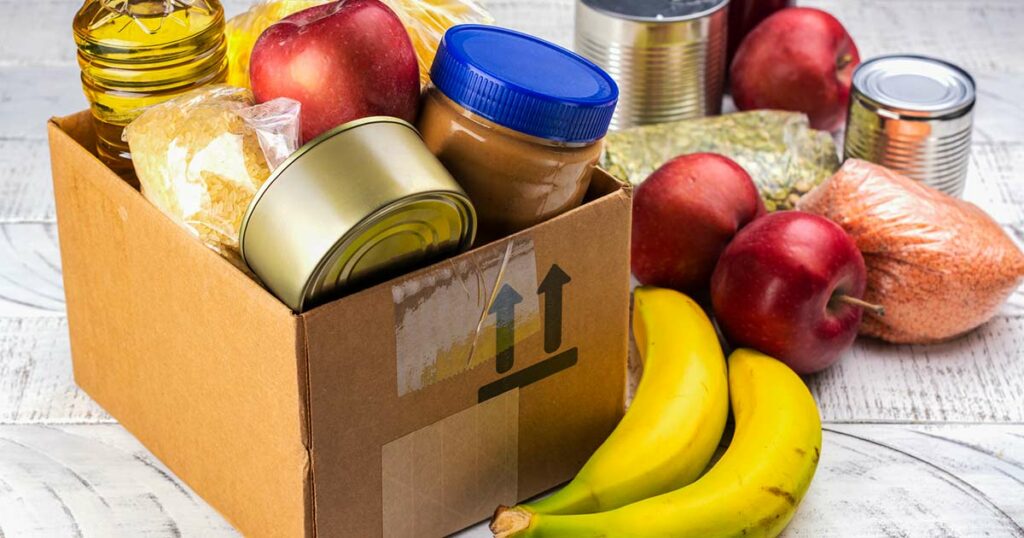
(392, 238, 541, 397)
(381, 389, 519, 537)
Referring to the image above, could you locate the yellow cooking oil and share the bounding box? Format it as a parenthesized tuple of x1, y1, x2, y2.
(73, 0, 227, 177)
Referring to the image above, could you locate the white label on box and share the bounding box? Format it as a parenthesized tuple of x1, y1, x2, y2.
(392, 238, 540, 397)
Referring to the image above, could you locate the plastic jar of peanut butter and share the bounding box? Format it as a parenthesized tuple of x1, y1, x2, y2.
(418, 25, 618, 242)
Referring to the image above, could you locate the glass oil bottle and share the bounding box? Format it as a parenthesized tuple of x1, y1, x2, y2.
(73, 0, 228, 178)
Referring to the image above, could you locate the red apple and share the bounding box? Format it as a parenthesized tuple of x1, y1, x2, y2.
(632, 153, 765, 296)
(730, 7, 859, 131)
(710, 211, 873, 374)
(250, 0, 420, 143)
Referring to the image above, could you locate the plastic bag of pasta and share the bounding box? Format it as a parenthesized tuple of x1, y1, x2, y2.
(225, 0, 493, 88)
(601, 110, 841, 211)
(380, 0, 494, 86)
(125, 85, 300, 269)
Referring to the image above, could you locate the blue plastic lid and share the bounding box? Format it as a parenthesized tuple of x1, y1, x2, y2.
(430, 25, 618, 143)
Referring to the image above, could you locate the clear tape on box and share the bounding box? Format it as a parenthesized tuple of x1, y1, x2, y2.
(392, 238, 541, 397)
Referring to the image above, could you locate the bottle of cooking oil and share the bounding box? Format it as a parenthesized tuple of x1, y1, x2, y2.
(73, 0, 228, 178)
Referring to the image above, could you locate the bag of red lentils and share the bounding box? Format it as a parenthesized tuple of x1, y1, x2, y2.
(798, 159, 1024, 344)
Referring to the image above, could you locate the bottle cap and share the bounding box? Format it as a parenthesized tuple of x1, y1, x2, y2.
(430, 24, 618, 143)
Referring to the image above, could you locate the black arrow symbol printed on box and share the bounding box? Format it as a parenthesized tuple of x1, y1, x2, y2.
(538, 264, 571, 353)
(490, 283, 523, 374)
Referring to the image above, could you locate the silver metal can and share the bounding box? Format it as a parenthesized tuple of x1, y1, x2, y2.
(844, 55, 976, 197)
(574, 0, 729, 129)
(240, 117, 476, 312)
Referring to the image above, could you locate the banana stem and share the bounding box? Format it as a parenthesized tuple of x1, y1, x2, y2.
(491, 506, 533, 538)
(835, 294, 885, 316)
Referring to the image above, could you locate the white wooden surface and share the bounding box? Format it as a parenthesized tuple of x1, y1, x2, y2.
(1, 0, 1022, 537)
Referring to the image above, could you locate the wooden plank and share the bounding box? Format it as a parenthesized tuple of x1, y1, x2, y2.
(4, 0, 1024, 74)
(0, 316, 110, 425)
(0, 422, 1018, 537)
(806, 0, 1024, 146)
(458, 424, 1024, 536)
(0, 299, 1020, 427)
(0, 0, 253, 67)
(4, 8, 1024, 142)
(0, 423, 235, 537)
(0, 223, 64, 316)
(964, 141, 1024, 228)
(0, 65, 86, 140)
(0, 139, 59, 223)
(0, 0, 565, 67)
(810, 313, 1024, 423)
(788, 423, 1024, 536)
(5, 0, 1024, 68)
(806, 0, 1024, 74)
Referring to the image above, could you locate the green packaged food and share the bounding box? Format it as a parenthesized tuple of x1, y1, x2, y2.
(600, 111, 841, 211)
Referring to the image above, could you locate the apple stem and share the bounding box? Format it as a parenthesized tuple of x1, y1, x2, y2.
(837, 53, 854, 71)
(836, 294, 885, 316)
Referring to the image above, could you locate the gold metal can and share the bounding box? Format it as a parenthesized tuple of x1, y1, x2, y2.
(240, 116, 477, 312)
(574, 0, 729, 129)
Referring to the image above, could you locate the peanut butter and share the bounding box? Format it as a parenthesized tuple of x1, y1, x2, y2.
(419, 90, 604, 241)
(419, 25, 618, 242)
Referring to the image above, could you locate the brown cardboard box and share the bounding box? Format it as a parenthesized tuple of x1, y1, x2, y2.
(48, 112, 632, 537)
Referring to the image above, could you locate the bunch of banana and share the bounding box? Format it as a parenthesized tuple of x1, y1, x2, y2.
(524, 286, 729, 515)
(491, 287, 822, 538)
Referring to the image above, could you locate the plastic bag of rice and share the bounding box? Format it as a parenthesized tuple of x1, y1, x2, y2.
(797, 159, 1024, 344)
(125, 85, 300, 270)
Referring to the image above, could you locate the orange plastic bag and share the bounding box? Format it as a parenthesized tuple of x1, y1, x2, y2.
(798, 159, 1024, 344)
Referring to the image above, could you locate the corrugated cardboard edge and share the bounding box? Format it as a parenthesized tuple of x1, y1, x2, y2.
(298, 314, 317, 538)
(48, 113, 315, 538)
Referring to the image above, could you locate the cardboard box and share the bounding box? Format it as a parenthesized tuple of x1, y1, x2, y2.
(48, 112, 632, 537)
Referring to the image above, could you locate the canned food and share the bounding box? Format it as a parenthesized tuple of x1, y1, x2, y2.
(240, 117, 476, 312)
(844, 55, 976, 197)
(574, 0, 729, 129)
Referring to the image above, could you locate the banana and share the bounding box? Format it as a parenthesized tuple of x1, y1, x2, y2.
(523, 286, 729, 515)
(492, 348, 822, 538)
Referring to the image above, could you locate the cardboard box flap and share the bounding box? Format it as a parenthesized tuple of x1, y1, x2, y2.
(49, 114, 313, 538)
(49, 112, 293, 318)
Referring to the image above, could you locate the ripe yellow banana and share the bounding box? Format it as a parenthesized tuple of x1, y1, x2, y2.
(492, 348, 822, 538)
(523, 286, 729, 515)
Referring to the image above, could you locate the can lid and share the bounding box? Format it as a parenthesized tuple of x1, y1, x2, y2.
(239, 116, 477, 312)
(853, 55, 976, 117)
(580, 0, 728, 22)
(238, 116, 418, 264)
(430, 24, 618, 143)
(302, 193, 476, 310)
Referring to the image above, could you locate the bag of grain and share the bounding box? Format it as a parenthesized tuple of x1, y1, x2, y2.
(601, 111, 841, 211)
(798, 159, 1024, 344)
(125, 85, 300, 271)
